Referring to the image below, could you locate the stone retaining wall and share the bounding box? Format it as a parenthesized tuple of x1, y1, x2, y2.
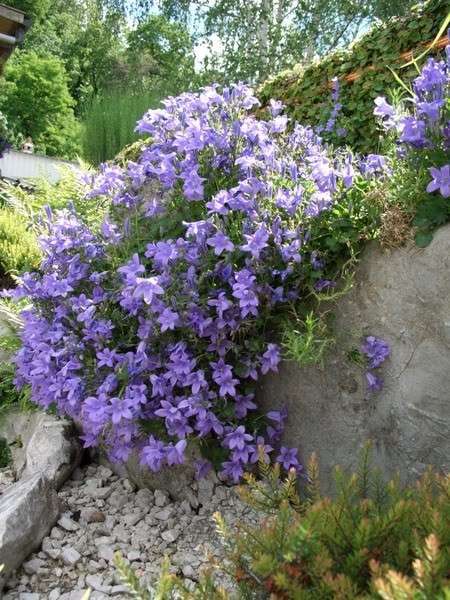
(257, 225, 450, 492)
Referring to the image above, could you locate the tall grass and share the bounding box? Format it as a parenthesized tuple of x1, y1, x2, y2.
(81, 88, 166, 164)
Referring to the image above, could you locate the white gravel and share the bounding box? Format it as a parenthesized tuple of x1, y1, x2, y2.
(3, 463, 257, 599)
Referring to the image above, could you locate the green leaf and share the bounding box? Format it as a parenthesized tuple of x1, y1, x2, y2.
(414, 231, 434, 248)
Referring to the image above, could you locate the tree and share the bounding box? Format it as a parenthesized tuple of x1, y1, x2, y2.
(155, 0, 421, 83)
(0, 51, 80, 158)
(125, 14, 196, 93)
(19, 0, 125, 113)
(5, 0, 52, 20)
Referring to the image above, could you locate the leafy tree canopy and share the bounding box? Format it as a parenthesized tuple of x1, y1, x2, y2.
(0, 51, 80, 158)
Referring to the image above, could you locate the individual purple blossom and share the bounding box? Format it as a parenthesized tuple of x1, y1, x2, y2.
(206, 231, 234, 255)
(223, 425, 253, 451)
(220, 459, 244, 483)
(314, 279, 336, 292)
(118, 254, 145, 285)
(166, 439, 187, 465)
(260, 343, 281, 375)
(414, 57, 447, 94)
(240, 225, 269, 259)
(186, 369, 207, 394)
(310, 251, 324, 270)
(426, 165, 450, 198)
(140, 436, 166, 471)
(83, 395, 110, 425)
(206, 190, 230, 215)
(249, 437, 273, 463)
(276, 447, 300, 470)
(234, 393, 257, 418)
(96, 348, 118, 368)
(305, 191, 333, 217)
(182, 167, 205, 201)
(398, 118, 427, 148)
(269, 99, 285, 117)
(110, 397, 133, 424)
(194, 459, 212, 480)
(416, 100, 444, 122)
(365, 371, 384, 393)
(361, 336, 390, 369)
(373, 96, 395, 120)
(158, 307, 180, 332)
(133, 277, 164, 305)
(341, 155, 355, 188)
(360, 154, 390, 178)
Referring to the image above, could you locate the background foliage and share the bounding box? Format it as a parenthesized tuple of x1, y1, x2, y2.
(0, 51, 80, 158)
(259, 0, 449, 153)
(1, 0, 433, 161)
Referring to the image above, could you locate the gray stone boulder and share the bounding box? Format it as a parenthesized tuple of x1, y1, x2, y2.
(257, 224, 450, 493)
(0, 410, 82, 490)
(101, 445, 204, 501)
(0, 473, 60, 590)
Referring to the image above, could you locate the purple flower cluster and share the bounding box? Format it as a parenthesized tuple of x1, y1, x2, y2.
(361, 336, 390, 393)
(374, 38, 449, 198)
(319, 77, 345, 137)
(12, 84, 374, 481)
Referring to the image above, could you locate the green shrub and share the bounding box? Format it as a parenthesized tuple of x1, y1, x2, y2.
(114, 446, 450, 599)
(258, 0, 449, 153)
(0, 51, 81, 159)
(0, 209, 41, 278)
(223, 448, 450, 598)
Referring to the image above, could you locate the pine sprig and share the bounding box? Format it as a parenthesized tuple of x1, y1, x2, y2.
(113, 552, 153, 600)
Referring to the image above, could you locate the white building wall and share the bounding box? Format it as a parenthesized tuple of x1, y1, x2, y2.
(0, 150, 78, 184)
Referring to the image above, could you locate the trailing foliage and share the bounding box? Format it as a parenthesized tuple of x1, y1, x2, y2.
(258, 0, 449, 153)
(11, 84, 389, 482)
(9, 42, 450, 483)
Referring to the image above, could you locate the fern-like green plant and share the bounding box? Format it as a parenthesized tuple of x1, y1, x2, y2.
(0, 208, 41, 276)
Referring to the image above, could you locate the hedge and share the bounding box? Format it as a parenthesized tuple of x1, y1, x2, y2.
(258, 0, 449, 153)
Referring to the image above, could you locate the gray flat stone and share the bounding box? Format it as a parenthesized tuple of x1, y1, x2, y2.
(61, 546, 81, 566)
(0, 411, 82, 490)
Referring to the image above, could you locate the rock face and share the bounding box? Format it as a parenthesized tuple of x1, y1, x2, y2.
(257, 225, 450, 493)
(0, 473, 60, 590)
(0, 410, 82, 490)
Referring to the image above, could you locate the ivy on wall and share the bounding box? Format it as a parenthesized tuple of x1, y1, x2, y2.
(258, 0, 449, 153)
